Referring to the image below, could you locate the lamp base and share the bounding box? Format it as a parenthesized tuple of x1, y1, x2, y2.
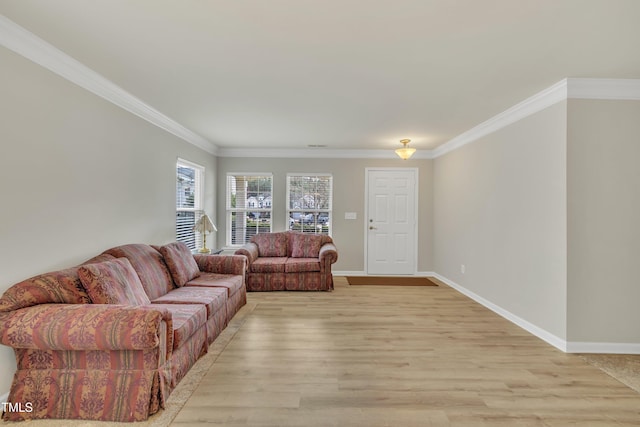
(198, 247, 211, 254)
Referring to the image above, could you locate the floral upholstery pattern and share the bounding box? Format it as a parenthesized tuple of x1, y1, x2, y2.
(14, 347, 160, 371)
(233, 242, 259, 265)
(150, 304, 207, 350)
(0, 303, 171, 422)
(0, 304, 164, 351)
(235, 231, 338, 291)
(185, 272, 246, 323)
(104, 244, 174, 300)
(164, 326, 207, 389)
(285, 258, 321, 273)
(204, 302, 228, 343)
(0, 267, 91, 313)
(186, 272, 244, 297)
(0, 242, 246, 422)
(285, 271, 328, 290)
(152, 288, 228, 344)
(246, 272, 287, 291)
(5, 367, 158, 422)
(250, 257, 288, 273)
(226, 287, 247, 320)
(159, 242, 200, 287)
(194, 254, 248, 276)
(78, 258, 151, 306)
(151, 286, 227, 319)
(290, 233, 332, 258)
(251, 232, 288, 257)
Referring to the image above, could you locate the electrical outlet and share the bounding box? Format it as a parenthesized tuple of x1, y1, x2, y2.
(460, 264, 466, 274)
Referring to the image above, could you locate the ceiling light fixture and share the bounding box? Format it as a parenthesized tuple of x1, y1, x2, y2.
(395, 139, 416, 160)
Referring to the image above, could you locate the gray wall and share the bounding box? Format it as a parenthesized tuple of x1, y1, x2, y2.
(0, 47, 217, 396)
(2, 40, 638, 402)
(433, 101, 568, 340)
(567, 99, 640, 343)
(216, 157, 434, 273)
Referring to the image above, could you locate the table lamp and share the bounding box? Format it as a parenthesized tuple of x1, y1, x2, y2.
(193, 214, 217, 254)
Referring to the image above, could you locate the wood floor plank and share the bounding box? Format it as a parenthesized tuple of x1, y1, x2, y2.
(171, 277, 640, 426)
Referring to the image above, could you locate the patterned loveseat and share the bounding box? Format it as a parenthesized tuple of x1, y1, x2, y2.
(0, 242, 246, 422)
(234, 231, 338, 291)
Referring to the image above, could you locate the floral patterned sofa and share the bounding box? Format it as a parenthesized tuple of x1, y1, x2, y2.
(0, 242, 246, 422)
(234, 231, 338, 291)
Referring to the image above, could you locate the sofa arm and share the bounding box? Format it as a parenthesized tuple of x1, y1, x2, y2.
(194, 254, 248, 276)
(233, 243, 259, 265)
(319, 243, 338, 265)
(0, 304, 170, 351)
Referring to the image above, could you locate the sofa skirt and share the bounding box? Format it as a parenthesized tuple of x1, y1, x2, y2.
(246, 272, 333, 291)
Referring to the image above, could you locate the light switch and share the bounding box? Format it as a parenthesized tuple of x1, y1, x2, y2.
(345, 212, 357, 220)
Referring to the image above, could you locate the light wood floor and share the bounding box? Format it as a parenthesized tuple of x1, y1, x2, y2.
(172, 277, 640, 426)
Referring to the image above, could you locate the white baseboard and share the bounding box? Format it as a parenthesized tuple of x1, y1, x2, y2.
(433, 273, 640, 354)
(432, 273, 569, 352)
(417, 271, 437, 277)
(333, 271, 365, 276)
(302, 270, 639, 354)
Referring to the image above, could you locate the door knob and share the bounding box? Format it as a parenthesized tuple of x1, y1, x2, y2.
(369, 226, 377, 230)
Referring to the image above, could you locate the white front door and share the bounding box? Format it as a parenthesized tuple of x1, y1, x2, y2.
(366, 169, 417, 275)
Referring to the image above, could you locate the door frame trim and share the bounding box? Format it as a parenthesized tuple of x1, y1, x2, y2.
(364, 167, 419, 275)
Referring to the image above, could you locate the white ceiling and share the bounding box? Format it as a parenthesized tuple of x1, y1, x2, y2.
(2, 0, 639, 153)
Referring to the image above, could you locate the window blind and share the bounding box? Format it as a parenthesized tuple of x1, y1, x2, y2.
(226, 174, 273, 245)
(287, 174, 332, 235)
(176, 159, 204, 249)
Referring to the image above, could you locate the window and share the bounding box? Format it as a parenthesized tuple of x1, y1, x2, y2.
(287, 174, 332, 235)
(226, 174, 273, 245)
(176, 159, 204, 250)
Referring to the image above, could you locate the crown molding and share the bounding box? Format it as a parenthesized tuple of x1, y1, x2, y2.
(3, 15, 638, 161)
(432, 79, 569, 158)
(0, 15, 218, 155)
(220, 74, 639, 159)
(217, 147, 435, 159)
(432, 78, 640, 158)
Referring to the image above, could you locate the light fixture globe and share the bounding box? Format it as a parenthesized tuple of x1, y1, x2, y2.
(395, 139, 416, 160)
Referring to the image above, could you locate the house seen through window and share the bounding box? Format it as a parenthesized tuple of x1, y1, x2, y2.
(287, 174, 332, 235)
(226, 174, 273, 245)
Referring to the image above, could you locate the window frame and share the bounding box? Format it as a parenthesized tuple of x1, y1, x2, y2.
(226, 173, 274, 247)
(286, 173, 333, 235)
(176, 158, 205, 250)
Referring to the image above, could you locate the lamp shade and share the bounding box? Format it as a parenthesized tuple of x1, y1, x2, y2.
(194, 214, 217, 233)
(395, 139, 416, 160)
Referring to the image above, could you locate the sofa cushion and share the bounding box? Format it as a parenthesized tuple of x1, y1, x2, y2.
(251, 232, 288, 257)
(158, 242, 201, 287)
(152, 286, 227, 319)
(104, 244, 174, 300)
(81, 253, 117, 265)
(0, 268, 91, 312)
(78, 258, 151, 306)
(290, 233, 332, 258)
(185, 273, 244, 297)
(249, 257, 287, 273)
(150, 304, 207, 350)
(285, 258, 321, 273)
